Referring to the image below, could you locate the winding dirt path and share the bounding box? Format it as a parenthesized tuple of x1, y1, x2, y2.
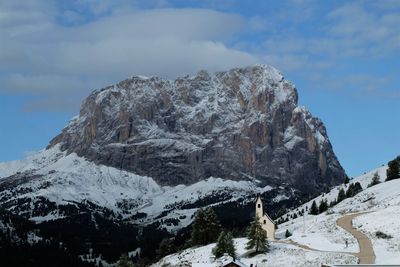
(241, 213, 376, 264)
(336, 212, 376, 264)
(269, 212, 376, 265)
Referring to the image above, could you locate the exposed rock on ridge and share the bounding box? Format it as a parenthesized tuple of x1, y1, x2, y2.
(49, 65, 345, 193)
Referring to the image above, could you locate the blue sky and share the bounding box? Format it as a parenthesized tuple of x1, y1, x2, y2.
(0, 0, 399, 177)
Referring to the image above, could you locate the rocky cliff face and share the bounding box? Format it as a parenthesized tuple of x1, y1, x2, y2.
(49, 65, 345, 194)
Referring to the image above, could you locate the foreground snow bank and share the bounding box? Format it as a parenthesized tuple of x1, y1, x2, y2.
(280, 168, 400, 265)
(153, 238, 356, 267)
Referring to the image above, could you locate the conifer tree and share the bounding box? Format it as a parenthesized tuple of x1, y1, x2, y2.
(318, 199, 328, 213)
(345, 184, 354, 198)
(386, 157, 400, 181)
(346, 182, 363, 198)
(368, 172, 381, 187)
(213, 231, 227, 258)
(309, 200, 319, 215)
(353, 182, 363, 195)
(224, 231, 236, 258)
(213, 231, 236, 258)
(344, 175, 350, 184)
(337, 188, 346, 203)
(246, 215, 269, 254)
(191, 207, 221, 245)
(285, 229, 292, 238)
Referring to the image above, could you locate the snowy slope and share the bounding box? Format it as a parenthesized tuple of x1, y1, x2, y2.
(280, 165, 388, 221)
(351, 180, 400, 264)
(153, 238, 356, 267)
(0, 146, 273, 229)
(278, 166, 400, 264)
(155, 165, 400, 266)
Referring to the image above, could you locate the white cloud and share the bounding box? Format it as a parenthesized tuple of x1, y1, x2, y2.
(1, 1, 399, 112)
(0, 0, 54, 30)
(326, 3, 400, 52)
(0, 74, 87, 94)
(0, 4, 258, 111)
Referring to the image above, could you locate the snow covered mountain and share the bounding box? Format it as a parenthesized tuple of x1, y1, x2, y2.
(0, 145, 291, 228)
(48, 64, 344, 192)
(0, 65, 346, 263)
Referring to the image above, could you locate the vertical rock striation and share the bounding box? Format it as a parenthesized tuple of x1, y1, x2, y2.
(49, 65, 345, 194)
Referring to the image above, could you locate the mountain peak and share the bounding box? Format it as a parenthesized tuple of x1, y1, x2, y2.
(49, 65, 343, 192)
(219, 64, 284, 80)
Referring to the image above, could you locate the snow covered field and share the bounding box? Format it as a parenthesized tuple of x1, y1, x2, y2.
(153, 238, 356, 267)
(353, 206, 400, 264)
(279, 166, 400, 264)
(351, 180, 400, 264)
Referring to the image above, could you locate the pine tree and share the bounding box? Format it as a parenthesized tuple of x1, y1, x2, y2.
(337, 188, 346, 203)
(246, 215, 269, 254)
(224, 232, 236, 258)
(309, 200, 319, 215)
(386, 157, 400, 181)
(213, 231, 227, 258)
(318, 199, 328, 214)
(353, 182, 363, 195)
(368, 172, 381, 187)
(285, 229, 292, 238)
(117, 254, 134, 267)
(345, 182, 363, 198)
(213, 231, 236, 258)
(345, 184, 354, 198)
(344, 175, 350, 184)
(191, 207, 221, 245)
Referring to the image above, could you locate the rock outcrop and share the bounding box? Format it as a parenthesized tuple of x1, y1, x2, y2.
(49, 65, 345, 194)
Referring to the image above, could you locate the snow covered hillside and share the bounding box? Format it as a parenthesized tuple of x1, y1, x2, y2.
(281, 166, 388, 221)
(153, 238, 356, 267)
(279, 165, 400, 264)
(0, 145, 278, 229)
(0, 144, 299, 264)
(156, 166, 400, 266)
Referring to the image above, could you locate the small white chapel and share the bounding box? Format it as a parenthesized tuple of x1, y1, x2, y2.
(255, 195, 275, 240)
